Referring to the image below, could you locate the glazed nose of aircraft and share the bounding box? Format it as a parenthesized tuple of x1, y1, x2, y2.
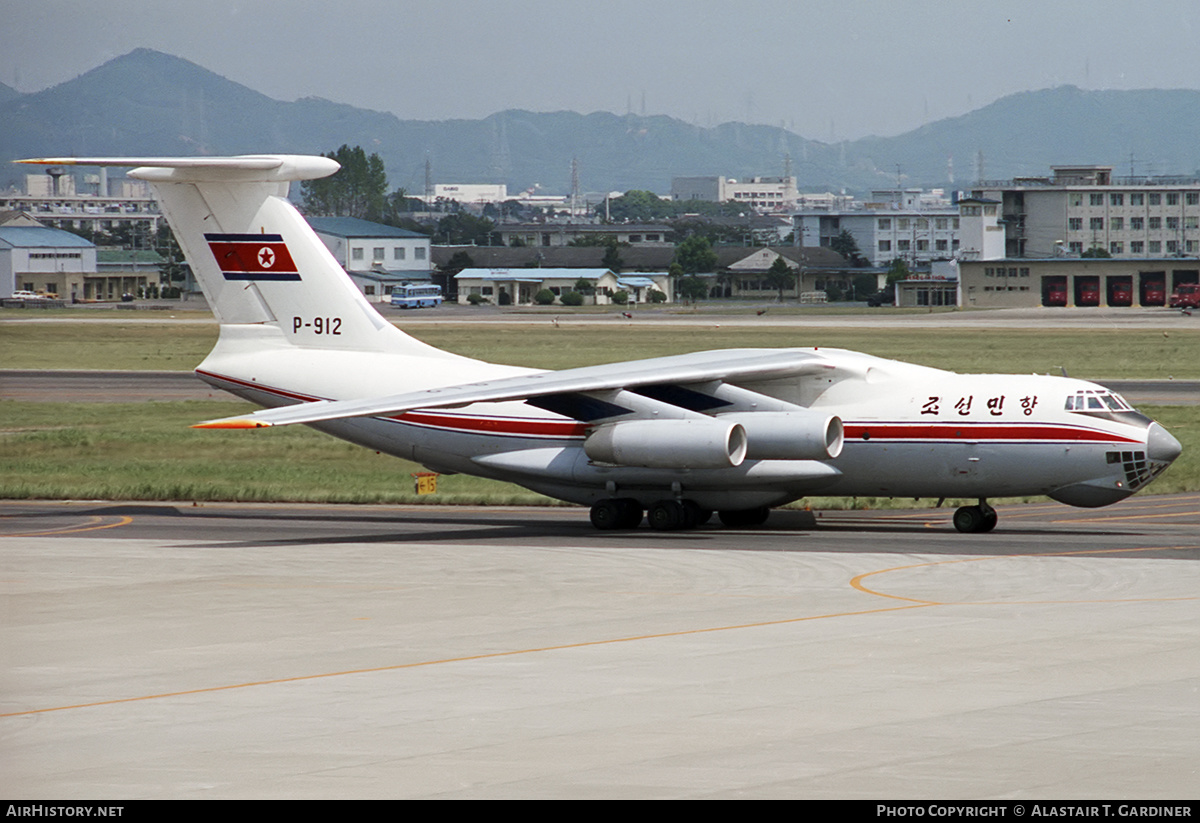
(1147, 422, 1182, 464)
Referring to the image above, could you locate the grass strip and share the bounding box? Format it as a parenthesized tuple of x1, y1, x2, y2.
(1, 320, 1197, 378)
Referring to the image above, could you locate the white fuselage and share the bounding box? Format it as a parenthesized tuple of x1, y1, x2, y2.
(197, 336, 1169, 511)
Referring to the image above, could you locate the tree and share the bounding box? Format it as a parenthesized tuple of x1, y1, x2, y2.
(829, 229, 862, 263)
(1081, 246, 1112, 258)
(434, 213, 497, 245)
(600, 190, 673, 222)
(601, 237, 625, 273)
(764, 256, 795, 302)
(714, 270, 737, 299)
(674, 235, 717, 274)
(677, 275, 709, 304)
(534, 289, 556, 305)
(444, 250, 475, 273)
(301, 145, 388, 220)
(886, 257, 912, 284)
(154, 224, 186, 285)
(851, 273, 879, 301)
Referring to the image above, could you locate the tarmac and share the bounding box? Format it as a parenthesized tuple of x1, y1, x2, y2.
(3, 497, 1199, 798)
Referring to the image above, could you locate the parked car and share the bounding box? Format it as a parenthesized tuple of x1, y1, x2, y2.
(866, 285, 895, 307)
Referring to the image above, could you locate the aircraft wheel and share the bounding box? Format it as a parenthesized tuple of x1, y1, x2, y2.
(953, 505, 988, 533)
(953, 501, 998, 534)
(591, 498, 644, 530)
(980, 510, 998, 532)
(718, 507, 770, 528)
(590, 500, 624, 530)
(648, 500, 686, 531)
(614, 498, 644, 529)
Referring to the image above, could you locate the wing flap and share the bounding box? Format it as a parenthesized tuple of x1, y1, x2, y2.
(193, 348, 831, 429)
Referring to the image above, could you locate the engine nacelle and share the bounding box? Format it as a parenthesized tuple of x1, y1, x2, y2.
(717, 411, 844, 460)
(584, 419, 748, 469)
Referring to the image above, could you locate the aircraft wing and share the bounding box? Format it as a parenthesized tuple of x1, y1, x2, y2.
(194, 348, 833, 429)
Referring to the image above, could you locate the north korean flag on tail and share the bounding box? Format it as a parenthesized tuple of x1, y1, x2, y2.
(205, 233, 300, 281)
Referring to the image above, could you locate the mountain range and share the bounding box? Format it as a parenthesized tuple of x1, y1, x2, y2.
(3, 48, 1200, 196)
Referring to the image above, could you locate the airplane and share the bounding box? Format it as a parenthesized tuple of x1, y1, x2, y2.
(18, 155, 1182, 533)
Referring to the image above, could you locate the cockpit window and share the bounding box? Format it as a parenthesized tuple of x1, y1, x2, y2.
(1065, 390, 1133, 412)
(1064, 389, 1150, 427)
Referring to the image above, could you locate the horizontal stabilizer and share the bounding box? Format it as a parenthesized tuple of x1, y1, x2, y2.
(15, 155, 339, 183)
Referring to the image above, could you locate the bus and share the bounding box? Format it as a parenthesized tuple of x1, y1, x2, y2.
(389, 284, 443, 309)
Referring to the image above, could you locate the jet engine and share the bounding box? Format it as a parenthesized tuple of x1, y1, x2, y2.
(718, 411, 844, 460)
(584, 418, 748, 469)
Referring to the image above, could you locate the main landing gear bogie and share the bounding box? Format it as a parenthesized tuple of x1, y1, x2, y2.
(953, 500, 998, 534)
(646, 499, 712, 531)
(589, 498, 645, 530)
(589, 498, 771, 531)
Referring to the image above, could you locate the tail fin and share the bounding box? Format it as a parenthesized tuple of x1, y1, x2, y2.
(17, 155, 441, 356)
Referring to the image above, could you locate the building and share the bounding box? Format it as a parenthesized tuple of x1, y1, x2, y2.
(91, 248, 164, 301)
(430, 183, 508, 206)
(493, 223, 674, 248)
(435, 244, 855, 301)
(793, 189, 961, 267)
(453, 267, 670, 306)
(708, 246, 865, 300)
(953, 166, 1200, 308)
(893, 260, 961, 308)
(955, 256, 1197, 309)
(597, 273, 672, 304)
(1, 174, 162, 236)
(671, 176, 799, 212)
(0, 222, 96, 300)
(307, 217, 432, 302)
(971, 164, 1200, 259)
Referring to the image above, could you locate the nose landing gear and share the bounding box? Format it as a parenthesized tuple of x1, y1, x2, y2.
(953, 499, 998, 533)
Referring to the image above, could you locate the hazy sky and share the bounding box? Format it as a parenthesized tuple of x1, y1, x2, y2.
(4, 0, 1200, 141)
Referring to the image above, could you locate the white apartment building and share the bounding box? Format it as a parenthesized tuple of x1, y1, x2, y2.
(971, 165, 1200, 258)
(1, 174, 161, 235)
(430, 183, 508, 206)
(670, 176, 800, 212)
(307, 216, 433, 301)
(793, 203, 961, 266)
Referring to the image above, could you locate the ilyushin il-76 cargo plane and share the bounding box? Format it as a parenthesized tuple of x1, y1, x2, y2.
(20, 155, 1182, 532)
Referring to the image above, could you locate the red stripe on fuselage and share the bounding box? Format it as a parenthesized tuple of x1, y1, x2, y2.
(196, 369, 319, 403)
(842, 422, 1142, 445)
